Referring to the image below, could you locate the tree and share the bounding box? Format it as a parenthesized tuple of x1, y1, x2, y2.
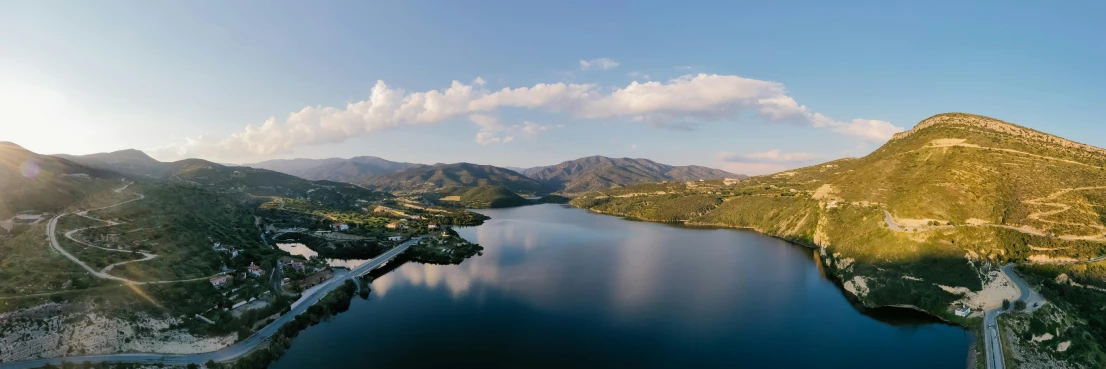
(1014, 300, 1027, 311)
(1002, 299, 1010, 310)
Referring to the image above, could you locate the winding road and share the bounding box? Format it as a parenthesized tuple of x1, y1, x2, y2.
(43, 182, 220, 285)
(0, 237, 420, 369)
(983, 264, 1045, 369)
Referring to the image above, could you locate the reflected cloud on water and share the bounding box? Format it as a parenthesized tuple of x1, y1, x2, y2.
(369, 206, 820, 329)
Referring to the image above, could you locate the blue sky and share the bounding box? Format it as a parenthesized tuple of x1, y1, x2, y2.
(2, 1, 1103, 174)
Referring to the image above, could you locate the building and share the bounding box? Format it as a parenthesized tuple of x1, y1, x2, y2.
(388, 236, 403, 241)
(334, 223, 350, 231)
(209, 275, 231, 287)
(427, 223, 438, 229)
(248, 263, 265, 277)
(954, 304, 972, 317)
(386, 222, 399, 229)
(292, 261, 306, 271)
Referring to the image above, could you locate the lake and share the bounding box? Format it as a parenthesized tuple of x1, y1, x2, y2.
(275, 242, 369, 269)
(271, 204, 971, 368)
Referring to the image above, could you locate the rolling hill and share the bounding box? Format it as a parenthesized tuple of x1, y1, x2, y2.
(521, 156, 741, 194)
(359, 163, 547, 194)
(439, 185, 532, 208)
(57, 150, 389, 206)
(569, 113, 1106, 367)
(0, 142, 123, 219)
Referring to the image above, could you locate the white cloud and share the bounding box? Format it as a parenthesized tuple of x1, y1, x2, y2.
(475, 130, 505, 146)
(718, 149, 820, 164)
(470, 116, 561, 145)
(628, 71, 650, 80)
(472, 77, 487, 86)
(832, 119, 902, 142)
(579, 58, 620, 71)
(152, 73, 900, 162)
(717, 149, 821, 175)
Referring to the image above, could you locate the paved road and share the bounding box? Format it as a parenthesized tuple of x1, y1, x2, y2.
(0, 237, 420, 369)
(983, 264, 1046, 369)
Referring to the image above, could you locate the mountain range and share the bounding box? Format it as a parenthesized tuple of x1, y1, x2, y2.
(246, 156, 426, 183)
(521, 156, 741, 194)
(245, 155, 741, 194)
(52, 148, 386, 206)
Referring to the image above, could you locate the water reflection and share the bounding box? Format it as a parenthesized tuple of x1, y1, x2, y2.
(275, 243, 370, 269)
(272, 204, 970, 369)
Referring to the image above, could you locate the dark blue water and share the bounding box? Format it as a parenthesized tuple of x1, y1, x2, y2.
(271, 204, 971, 368)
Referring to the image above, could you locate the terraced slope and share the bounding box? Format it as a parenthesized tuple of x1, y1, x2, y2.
(571, 113, 1106, 367)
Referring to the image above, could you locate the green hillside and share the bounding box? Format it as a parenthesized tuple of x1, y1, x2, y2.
(440, 185, 531, 209)
(360, 162, 547, 195)
(571, 113, 1106, 367)
(0, 142, 124, 220)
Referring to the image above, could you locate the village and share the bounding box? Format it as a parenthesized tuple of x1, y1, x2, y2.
(190, 195, 485, 323)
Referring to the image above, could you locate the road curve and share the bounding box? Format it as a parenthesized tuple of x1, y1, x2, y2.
(0, 237, 420, 369)
(983, 264, 1045, 369)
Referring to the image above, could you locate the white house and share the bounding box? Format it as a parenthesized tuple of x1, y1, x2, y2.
(388, 236, 403, 241)
(209, 275, 231, 287)
(248, 263, 265, 277)
(954, 305, 971, 317)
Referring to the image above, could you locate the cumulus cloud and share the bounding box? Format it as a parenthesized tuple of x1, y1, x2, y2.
(717, 149, 821, 175)
(152, 73, 901, 162)
(472, 77, 487, 86)
(470, 115, 562, 145)
(579, 58, 620, 71)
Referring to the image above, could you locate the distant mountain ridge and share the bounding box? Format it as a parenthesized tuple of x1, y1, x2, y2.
(359, 163, 546, 194)
(245, 156, 426, 182)
(53, 149, 387, 202)
(0, 142, 123, 218)
(521, 155, 742, 194)
(66, 150, 742, 196)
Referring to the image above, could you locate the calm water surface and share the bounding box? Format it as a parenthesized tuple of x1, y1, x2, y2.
(272, 204, 970, 368)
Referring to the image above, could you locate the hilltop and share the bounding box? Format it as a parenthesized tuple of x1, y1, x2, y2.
(570, 113, 1106, 368)
(522, 156, 741, 194)
(0, 143, 123, 220)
